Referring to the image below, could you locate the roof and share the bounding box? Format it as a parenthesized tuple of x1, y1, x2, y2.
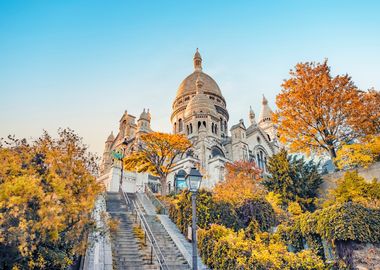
(176, 71, 222, 98)
(258, 95, 273, 124)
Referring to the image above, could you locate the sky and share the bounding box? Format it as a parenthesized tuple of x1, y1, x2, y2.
(1, 0, 379, 155)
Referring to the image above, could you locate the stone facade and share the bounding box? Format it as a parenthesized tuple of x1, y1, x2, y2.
(100, 49, 279, 191)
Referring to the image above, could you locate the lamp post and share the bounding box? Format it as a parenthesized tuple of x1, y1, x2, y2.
(185, 167, 203, 270)
(119, 138, 129, 188)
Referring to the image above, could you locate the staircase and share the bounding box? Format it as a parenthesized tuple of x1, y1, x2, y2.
(106, 192, 190, 270)
(106, 192, 159, 270)
(130, 193, 190, 270)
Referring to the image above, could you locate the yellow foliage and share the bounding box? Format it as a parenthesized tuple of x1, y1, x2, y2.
(287, 201, 303, 216)
(0, 129, 103, 269)
(213, 161, 262, 205)
(124, 132, 191, 194)
(274, 60, 367, 159)
(324, 170, 380, 209)
(265, 192, 285, 217)
(336, 135, 380, 169)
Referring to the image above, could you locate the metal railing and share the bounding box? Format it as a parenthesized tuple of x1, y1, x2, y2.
(119, 187, 169, 270)
(145, 184, 168, 215)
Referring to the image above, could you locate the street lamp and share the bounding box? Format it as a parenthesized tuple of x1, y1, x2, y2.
(174, 169, 187, 194)
(119, 138, 129, 188)
(185, 167, 203, 270)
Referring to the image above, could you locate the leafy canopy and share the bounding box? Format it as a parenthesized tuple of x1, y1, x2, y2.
(0, 129, 103, 270)
(213, 161, 263, 206)
(274, 60, 372, 159)
(123, 132, 191, 194)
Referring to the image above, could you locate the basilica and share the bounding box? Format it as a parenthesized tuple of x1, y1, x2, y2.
(99, 49, 279, 192)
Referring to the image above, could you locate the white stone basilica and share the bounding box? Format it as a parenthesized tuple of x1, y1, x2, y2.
(100, 49, 279, 192)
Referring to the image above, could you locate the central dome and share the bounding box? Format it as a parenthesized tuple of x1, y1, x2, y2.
(176, 71, 222, 98)
(185, 75, 218, 118)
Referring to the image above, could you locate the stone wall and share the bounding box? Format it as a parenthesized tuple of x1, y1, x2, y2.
(320, 162, 380, 194)
(352, 242, 380, 270)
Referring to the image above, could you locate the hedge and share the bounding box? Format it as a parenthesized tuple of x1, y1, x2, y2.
(197, 224, 326, 270)
(168, 190, 276, 233)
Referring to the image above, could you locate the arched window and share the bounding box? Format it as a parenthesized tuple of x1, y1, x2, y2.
(267, 134, 271, 141)
(174, 122, 177, 133)
(211, 123, 214, 133)
(220, 118, 223, 131)
(224, 121, 227, 132)
(190, 123, 193, 133)
(211, 146, 225, 158)
(178, 119, 183, 132)
(215, 124, 218, 134)
(198, 121, 201, 130)
(186, 125, 189, 134)
(203, 121, 206, 128)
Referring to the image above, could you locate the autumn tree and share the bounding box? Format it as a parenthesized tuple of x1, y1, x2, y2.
(263, 149, 322, 211)
(124, 132, 191, 195)
(0, 129, 103, 270)
(274, 60, 367, 160)
(213, 161, 262, 205)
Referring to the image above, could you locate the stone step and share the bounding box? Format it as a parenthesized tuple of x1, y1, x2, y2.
(107, 192, 191, 270)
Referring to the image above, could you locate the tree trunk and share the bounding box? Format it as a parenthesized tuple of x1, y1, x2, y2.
(328, 143, 339, 170)
(160, 176, 167, 196)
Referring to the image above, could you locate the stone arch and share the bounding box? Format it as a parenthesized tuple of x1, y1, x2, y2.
(211, 146, 225, 158)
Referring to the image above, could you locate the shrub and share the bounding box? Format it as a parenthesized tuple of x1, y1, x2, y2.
(198, 224, 326, 270)
(299, 202, 380, 243)
(236, 198, 277, 231)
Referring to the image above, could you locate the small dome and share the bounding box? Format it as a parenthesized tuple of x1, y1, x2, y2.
(184, 76, 218, 118)
(185, 92, 218, 118)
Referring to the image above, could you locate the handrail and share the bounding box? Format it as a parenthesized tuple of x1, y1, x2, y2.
(119, 185, 131, 207)
(118, 187, 168, 270)
(133, 199, 169, 270)
(145, 184, 168, 214)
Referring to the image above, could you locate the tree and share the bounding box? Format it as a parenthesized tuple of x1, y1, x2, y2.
(123, 132, 191, 195)
(274, 60, 365, 160)
(263, 149, 323, 211)
(336, 135, 380, 170)
(0, 129, 103, 269)
(213, 161, 262, 205)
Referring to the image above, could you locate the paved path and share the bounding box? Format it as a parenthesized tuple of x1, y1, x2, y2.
(136, 192, 208, 270)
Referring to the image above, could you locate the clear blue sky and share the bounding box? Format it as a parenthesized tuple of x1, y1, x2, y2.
(1, 0, 379, 155)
